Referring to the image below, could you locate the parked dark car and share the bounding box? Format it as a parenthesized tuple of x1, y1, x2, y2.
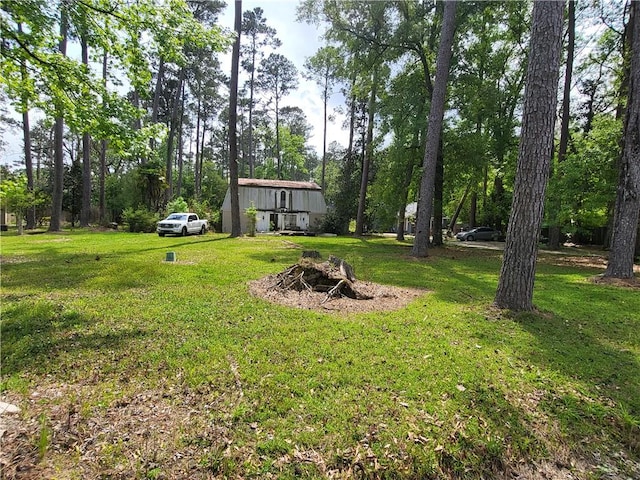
(455, 226, 501, 241)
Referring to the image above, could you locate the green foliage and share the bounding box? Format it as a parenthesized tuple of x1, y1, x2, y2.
(198, 165, 229, 210)
(278, 126, 310, 180)
(135, 160, 167, 212)
(0, 174, 44, 233)
(37, 414, 51, 461)
(0, 0, 230, 160)
(122, 208, 159, 233)
(320, 207, 350, 235)
(0, 175, 38, 213)
(321, 151, 360, 234)
(245, 201, 257, 237)
(546, 115, 620, 233)
(63, 161, 83, 227)
(166, 196, 188, 214)
(1, 233, 638, 478)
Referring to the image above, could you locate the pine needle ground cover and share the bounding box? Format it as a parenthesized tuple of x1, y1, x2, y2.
(1, 232, 638, 479)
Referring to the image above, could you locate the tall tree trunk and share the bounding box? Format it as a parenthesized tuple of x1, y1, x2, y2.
(275, 93, 281, 179)
(495, 0, 564, 311)
(49, 9, 68, 232)
(321, 69, 328, 193)
(150, 58, 165, 151)
(18, 23, 35, 230)
(194, 90, 202, 197)
(396, 161, 416, 242)
(176, 81, 186, 198)
(432, 137, 444, 246)
(229, 0, 243, 237)
(248, 48, 256, 178)
(411, 1, 457, 257)
(132, 89, 143, 164)
(355, 66, 379, 236)
(165, 68, 185, 203)
(449, 182, 472, 232)
(347, 76, 357, 157)
(549, 0, 575, 249)
(604, 1, 640, 278)
(615, 1, 633, 122)
(198, 118, 207, 198)
(469, 192, 477, 227)
(80, 35, 92, 227)
(22, 109, 34, 229)
(99, 49, 108, 223)
(396, 121, 423, 242)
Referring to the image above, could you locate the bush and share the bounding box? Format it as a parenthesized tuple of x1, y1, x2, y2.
(245, 202, 257, 237)
(122, 208, 160, 233)
(167, 197, 188, 214)
(320, 209, 350, 235)
(208, 210, 221, 233)
(188, 199, 209, 219)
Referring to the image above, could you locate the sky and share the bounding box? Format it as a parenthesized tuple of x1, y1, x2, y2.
(0, 0, 347, 168)
(218, 0, 348, 156)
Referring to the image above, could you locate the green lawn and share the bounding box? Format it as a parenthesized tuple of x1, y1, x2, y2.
(1, 231, 638, 479)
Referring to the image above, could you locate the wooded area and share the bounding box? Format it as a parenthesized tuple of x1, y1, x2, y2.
(1, 0, 639, 304)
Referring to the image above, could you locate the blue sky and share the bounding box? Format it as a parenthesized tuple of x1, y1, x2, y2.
(219, 0, 348, 155)
(1, 0, 347, 168)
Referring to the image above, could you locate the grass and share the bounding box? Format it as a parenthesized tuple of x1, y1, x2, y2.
(1, 230, 638, 479)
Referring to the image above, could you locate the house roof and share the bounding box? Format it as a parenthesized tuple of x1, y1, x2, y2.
(238, 178, 322, 191)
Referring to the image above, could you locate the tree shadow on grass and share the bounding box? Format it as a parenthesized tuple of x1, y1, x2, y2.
(0, 253, 160, 293)
(431, 383, 546, 479)
(1, 300, 147, 378)
(482, 309, 640, 461)
(126, 234, 230, 254)
(1, 234, 231, 291)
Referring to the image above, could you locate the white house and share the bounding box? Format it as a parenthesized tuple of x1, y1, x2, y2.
(404, 202, 417, 234)
(221, 178, 327, 233)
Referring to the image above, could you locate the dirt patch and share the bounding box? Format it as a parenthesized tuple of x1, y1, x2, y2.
(249, 256, 428, 314)
(589, 275, 640, 289)
(250, 277, 427, 313)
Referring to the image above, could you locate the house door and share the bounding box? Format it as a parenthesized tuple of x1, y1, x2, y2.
(270, 213, 278, 231)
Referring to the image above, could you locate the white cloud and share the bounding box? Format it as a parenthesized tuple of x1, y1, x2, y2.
(220, 0, 349, 156)
(0, 1, 348, 167)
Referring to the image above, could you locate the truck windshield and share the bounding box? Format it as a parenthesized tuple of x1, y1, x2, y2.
(167, 214, 187, 221)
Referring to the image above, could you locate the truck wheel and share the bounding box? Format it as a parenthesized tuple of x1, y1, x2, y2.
(200, 225, 206, 235)
(181, 227, 187, 236)
(158, 233, 165, 237)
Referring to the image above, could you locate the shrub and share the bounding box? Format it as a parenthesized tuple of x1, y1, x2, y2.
(188, 199, 210, 220)
(320, 209, 350, 235)
(122, 208, 159, 233)
(167, 197, 188, 214)
(245, 202, 257, 237)
(208, 210, 221, 233)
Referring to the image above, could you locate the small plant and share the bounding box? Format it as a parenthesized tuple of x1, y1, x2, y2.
(245, 202, 258, 237)
(37, 414, 51, 460)
(146, 467, 162, 479)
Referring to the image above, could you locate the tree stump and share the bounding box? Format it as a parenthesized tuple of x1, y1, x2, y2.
(271, 257, 372, 301)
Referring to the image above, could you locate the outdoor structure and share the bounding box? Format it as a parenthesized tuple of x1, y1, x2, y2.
(221, 178, 327, 233)
(402, 203, 455, 235)
(404, 202, 417, 234)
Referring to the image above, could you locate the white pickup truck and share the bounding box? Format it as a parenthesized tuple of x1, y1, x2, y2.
(157, 213, 208, 237)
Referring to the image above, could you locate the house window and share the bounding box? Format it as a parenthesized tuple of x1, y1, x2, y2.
(280, 191, 287, 209)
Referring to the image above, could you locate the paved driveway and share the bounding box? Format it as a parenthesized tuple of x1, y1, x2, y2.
(447, 240, 505, 250)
